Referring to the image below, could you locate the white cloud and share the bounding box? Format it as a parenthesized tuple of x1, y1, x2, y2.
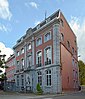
(0, 23, 12, 32)
(0, 0, 12, 20)
(34, 20, 40, 26)
(69, 16, 85, 62)
(0, 42, 13, 61)
(0, 24, 7, 32)
(29, 2, 38, 9)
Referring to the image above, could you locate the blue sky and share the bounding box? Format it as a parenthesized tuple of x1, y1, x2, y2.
(0, 0, 85, 61)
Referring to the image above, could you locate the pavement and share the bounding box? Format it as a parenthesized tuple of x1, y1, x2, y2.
(0, 90, 85, 99)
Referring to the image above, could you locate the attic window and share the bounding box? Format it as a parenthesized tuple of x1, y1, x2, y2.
(46, 18, 50, 23)
(60, 19, 64, 27)
(37, 24, 40, 30)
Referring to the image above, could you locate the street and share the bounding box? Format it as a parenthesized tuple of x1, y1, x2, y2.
(0, 91, 85, 99)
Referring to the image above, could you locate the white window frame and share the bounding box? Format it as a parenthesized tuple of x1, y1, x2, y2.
(21, 59, 24, 69)
(21, 48, 24, 54)
(17, 51, 20, 56)
(37, 71, 42, 86)
(36, 50, 42, 67)
(21, 75, 24, 87)
(46, 69, 51, 86)
(27, 55, 32, 67)
(44, 31, 51, 42)
(61, 33, 64, 41)
(28, 43, 31, 50)
(36, 36, 42, 46)
(44, 46, 52, 65)
(17, 75, 19, 86)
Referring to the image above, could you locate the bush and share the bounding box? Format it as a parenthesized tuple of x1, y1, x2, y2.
(36, 83, 43, 94)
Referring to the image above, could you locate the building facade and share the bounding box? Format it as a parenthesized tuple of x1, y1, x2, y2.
(13, 10, 79, 93)
(6, 54, 16, 91)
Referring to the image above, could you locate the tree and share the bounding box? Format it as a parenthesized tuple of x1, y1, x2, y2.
(78, 60, 85, 85)
(36, 83, 43, 94)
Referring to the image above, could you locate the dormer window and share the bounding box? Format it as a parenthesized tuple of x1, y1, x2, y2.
(46, 18, 50, 23)
(60, 19, 64, 27)
(37, 24, 40, 30)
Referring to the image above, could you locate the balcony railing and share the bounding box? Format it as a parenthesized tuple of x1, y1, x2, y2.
(20, 68, 24, 71)
(36, 63, 42, 67)
(45, 60, 51, 65)
(16, 70, 19, 73)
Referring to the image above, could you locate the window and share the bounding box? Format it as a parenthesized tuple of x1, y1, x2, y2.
(38, 71, 42, 85)
(17, 51, 19, 56)
(44, 32, 51, 42)
(17, 61, 19, 71)
(72, 47, 74, 54)
(21, 75, 24, 86)
(17, 75, 19, 86)
(36, 37, 42, 46)
(37, 24, 40, 29)
(74, 40, 77, 45)
(46, 70, 51, 86)
(21, 59, 24, 69)
(45, 47, 52, 65)
(61, 33, 64, 41)
(60, 19, 64, 27)
(28, 55, 32, 67)
(67, 41, 70, 48)
(21, 48, 24, 54)
(28, 43, 31, 50)
(36, 51, 42, 67)
(72, 59, 74, 66)
(17, 61, 19, 66)
(46, 18, 50, 23)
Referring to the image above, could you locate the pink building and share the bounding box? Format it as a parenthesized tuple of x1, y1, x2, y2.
(6, 54, 16, 82)
(13, 10, 79, 93)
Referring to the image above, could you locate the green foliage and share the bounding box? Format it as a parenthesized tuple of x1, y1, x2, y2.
(78, 60, 85, 85)
(36, 83, 43, 94)
(0, 59, 3, 67)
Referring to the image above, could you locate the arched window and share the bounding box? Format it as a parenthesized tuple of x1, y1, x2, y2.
(67, 41, 70, 48)
(36, 51, 42, 67)
(61, 33, 64, 41)
(44, 47, 52, 65)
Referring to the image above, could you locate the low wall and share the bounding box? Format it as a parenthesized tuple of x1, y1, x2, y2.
(81, 85, 85, 91)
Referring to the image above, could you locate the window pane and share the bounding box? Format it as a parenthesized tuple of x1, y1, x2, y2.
(45, 47, 51, 65)
(28, 44, 31, 50)
(46, 70, 51, 86)
(37, 38, 42, 46)
(45, 32, 51, 42)
(37, 51, 42, 67)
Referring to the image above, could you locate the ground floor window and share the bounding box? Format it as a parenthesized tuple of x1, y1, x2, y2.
(46, 70, 51, 86)
(38, 71, 42, 85)
(17, 75, 19, 86)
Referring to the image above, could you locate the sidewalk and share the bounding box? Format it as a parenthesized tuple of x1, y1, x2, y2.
(0, 90, 82, 97)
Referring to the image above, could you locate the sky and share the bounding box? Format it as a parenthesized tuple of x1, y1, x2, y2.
(0, 0, 85, 61)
